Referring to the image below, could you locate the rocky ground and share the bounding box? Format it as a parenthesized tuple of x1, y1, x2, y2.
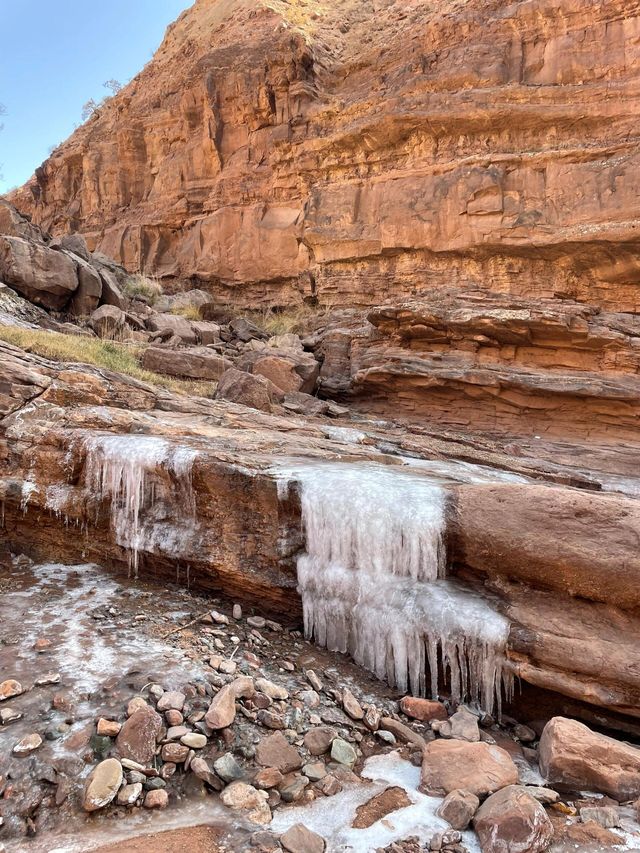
(2, 556, 640, 853)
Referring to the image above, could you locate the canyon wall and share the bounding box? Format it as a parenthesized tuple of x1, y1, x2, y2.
(10, 0, 640, 309)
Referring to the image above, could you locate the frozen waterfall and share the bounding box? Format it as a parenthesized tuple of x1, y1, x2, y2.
(83, 434, 198, 576)
(276, 460, 512, 716)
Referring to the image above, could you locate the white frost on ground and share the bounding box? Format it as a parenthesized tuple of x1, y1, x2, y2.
(271, 750, 482, 853)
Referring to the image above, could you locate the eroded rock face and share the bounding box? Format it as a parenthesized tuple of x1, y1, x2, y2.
(0, 236, 78, 310)
(11, 0, 640, 313)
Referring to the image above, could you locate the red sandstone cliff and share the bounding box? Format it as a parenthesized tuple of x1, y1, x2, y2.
(11, 0, 640, 310)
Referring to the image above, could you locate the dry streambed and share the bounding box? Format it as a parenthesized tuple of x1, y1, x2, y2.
(2, 559, 640, 853)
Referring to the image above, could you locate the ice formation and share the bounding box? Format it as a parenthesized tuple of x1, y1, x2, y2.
(83, 434, 198, 575)
(276, 460, 512, 715)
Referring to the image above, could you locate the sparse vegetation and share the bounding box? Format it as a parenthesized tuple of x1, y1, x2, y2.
(251, 302, 332, 337)
(81, 80, 124, 121)
(170, 303, 203, 321)
(0, 326, 215, 397)
(121, 273, 163, 304)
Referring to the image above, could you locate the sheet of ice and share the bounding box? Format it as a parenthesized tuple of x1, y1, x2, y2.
(82, 433, 199, 576)
(274, 460, 512, 714)
(271, 750, 481, 853)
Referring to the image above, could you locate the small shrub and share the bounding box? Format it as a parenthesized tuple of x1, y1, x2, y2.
(252, 303, 332, 337)
(121, 274, 163, 305)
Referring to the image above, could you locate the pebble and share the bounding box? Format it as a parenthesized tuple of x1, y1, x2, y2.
(144, 789, 169, 809)
(121, 758, 146, 771)
(220, 782, 272, 826)
(257, 710, 285, 730)
(219, 660, 237, 675)
(303, 761, 327, 782)
(126, 697, 148, 716)
(304, 727, 337, 756)
(13, 733, 43, 754)
(0, 680, 23, 701)
(34, 672, 61, 686)
(233, 604, 242, 620)
(254, 767, 284, 789)
(330, 738, 357, 767)
(341, 688, 364, 721)
(166, 725, 189, 740)
(211, 610, 230, 625)
(84, 759, 123, 812)
(305, 670, 323, 692)
(156, 691, 186, 712)
(280, 775, 309, 802)
(165, 709, 183, 726)
(149, 684, 165, 701)
(256, 678, 289, 700)
(96, 718, 122, 737)
(247, 616, 266, 629)
(214, 752, 246, 783)
(0, 708, 22, 725)
(181, 732, 207, 749)
(317, 774, 342, 796)
(161, 743, 189, 763)
(280, 823, 326, 853)
(376, 730, 397, 745)
(117, 782, 143, 806)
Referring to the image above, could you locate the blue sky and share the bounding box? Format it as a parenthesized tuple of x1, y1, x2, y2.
(0, 0, 193, 192)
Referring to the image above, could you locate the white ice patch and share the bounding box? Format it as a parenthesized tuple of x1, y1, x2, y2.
(82, 434, 199, 576)
(271, 750, 481, 853)
(274, 460, 511, 714)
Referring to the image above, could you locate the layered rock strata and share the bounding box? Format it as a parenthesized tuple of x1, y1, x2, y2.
(2, 339, 640, 725)
(10, 0, 640, 310)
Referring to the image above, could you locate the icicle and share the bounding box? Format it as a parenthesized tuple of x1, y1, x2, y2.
(82, 434, 199, 577)
(276, 460, 511, 716)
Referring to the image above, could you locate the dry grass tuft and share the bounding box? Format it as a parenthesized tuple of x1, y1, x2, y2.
(0, 325, 215, 397)
(250, 303, 332, 337)
(170, 303, 203, 321)
(121, 274, 163, 304)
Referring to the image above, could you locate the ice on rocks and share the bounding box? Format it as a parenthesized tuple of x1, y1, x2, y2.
(82, 434, 199, 576)
(276, 460, 512, 715)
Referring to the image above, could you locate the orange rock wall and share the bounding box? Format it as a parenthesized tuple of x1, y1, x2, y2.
(11, 0, 640, 309)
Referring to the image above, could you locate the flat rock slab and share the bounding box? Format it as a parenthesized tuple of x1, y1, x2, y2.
(352, 786, 412, 828)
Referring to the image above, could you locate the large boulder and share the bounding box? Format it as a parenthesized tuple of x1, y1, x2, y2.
(539, 716, 640, 800)
(147, 312, 197, 344)
(473, 785, 554, 853)
(420, 740, 518, 798)
(68, 255, 102, 316)
(0, 235, 78, 310)
(89, 304, 127, 338)
(50, 232, 91, 261)
(96, 266, 125, 309)
(142, 346, 232, 380)
(0, 200, 45, 242)
(238, 349, 320, 395)
(215, 368, 276, 412)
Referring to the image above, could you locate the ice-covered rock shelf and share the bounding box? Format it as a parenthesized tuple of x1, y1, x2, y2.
(276, 460, 513, 715)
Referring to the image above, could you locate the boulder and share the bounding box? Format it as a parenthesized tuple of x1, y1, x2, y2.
(51, 233, 91, 261)
(230, 317, 268, 342)
(0, 200, 45, 241)
(215, 368, 275, 412)
(83, 758, 123, 812)
(68, 254, 102, 316)
(147, 312, 197, 344)
(191, 320, 221, 345)
(420, 740, 519, 798)
(255, 732, 303, 773)
(473, 785, 554, 853)
(437, 789, 480, 830)
(246, 352, 319, 395)
(220, 781, 272, 825)
(539, 716, 640, 800)
(96, 267, 125, 309)
(116, 705, 163, 765)
(142, 346, 232, 380)
(89, 304, 126, 338)
(0, 235, 78, 310)
(205, 675, 255, 729)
